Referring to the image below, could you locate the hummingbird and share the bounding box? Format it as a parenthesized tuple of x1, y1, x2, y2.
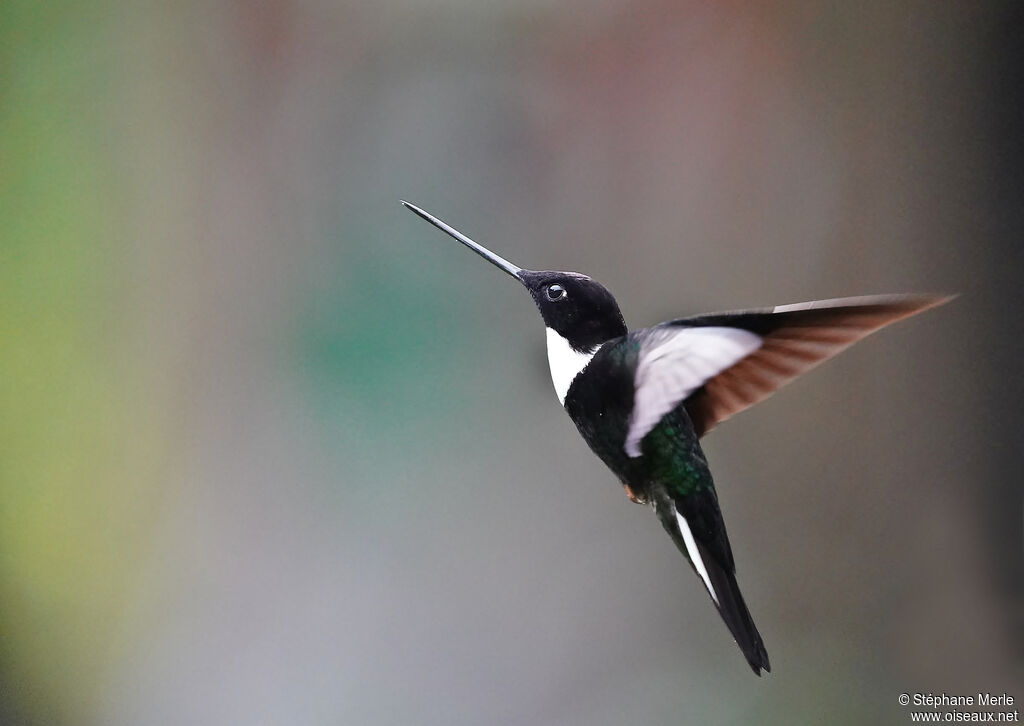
(401, 200, 949, 676)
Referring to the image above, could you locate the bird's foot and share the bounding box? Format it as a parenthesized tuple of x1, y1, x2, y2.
(623, 483, 646, 504)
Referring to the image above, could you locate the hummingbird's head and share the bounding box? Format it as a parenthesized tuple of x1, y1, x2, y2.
(402, 202, 627, 352)
(518, 270, 626, 352)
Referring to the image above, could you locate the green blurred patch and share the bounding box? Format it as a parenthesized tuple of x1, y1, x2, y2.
(295, 237, 480, 462)
(0, 3, 160, 722)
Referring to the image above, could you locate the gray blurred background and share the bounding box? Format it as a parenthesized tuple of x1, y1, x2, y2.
(1, 1, 1021, 724)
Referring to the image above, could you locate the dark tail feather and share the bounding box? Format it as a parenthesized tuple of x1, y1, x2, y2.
(695, 538, 771, 676)
(653, 489, 770, 675)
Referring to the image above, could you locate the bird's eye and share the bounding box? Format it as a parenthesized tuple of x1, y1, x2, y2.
(546, 284, 567, 302)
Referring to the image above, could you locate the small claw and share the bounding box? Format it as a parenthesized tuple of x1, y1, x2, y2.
(624, 483, 644, 504)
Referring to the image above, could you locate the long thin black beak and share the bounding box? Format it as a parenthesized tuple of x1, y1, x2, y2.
(401, 201, 523, 279)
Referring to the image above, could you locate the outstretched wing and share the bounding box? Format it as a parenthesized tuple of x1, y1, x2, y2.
(624, 294, 950, 454)
(625, 326, 761, 455)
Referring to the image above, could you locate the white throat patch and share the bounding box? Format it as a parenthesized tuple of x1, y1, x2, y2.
(545, 328, 598, 405)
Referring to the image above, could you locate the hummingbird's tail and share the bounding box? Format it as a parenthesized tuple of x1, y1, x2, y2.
(655, 489, 770, 676)
(690, 532, 771, 676)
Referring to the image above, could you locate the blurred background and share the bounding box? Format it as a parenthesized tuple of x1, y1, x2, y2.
(1, 1, 1021, 724)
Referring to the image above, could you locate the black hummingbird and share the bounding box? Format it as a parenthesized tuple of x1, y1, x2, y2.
(402, 201, 949, 675)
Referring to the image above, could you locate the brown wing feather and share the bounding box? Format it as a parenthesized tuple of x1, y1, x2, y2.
(684, 295, 953, 437)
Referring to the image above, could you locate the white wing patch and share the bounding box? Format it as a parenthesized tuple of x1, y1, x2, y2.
(546, 328, 599, 405)
(625, 327, 761, 457)
(676, 510, 719, 604)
